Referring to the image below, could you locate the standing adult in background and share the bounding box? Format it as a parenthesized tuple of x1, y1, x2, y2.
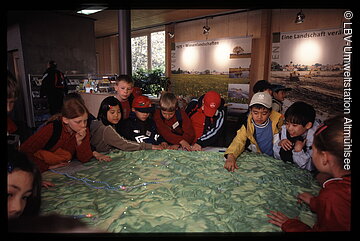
(40, 60, 68, 115)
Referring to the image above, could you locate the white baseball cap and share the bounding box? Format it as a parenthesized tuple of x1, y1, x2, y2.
(249, 92, 272, 109)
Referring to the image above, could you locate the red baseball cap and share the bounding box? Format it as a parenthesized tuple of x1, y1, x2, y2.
(203, 91, 221, 117)
(132, 95, 154, 113)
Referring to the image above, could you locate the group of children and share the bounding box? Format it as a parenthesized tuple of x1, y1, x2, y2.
(7, 71, 351, 232)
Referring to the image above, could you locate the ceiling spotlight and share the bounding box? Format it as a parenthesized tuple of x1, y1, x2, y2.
(203, 25, 210, 35)
(168, 31, 175, 38)
(203, 18, 211, 35)
(295, 10, 305, 24)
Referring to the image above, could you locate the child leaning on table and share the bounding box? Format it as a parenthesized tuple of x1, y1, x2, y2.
(273, 101, 321, 172)
(153, 92, 195, 151)
(119, 95, 167, 148)
(224, 92, 283, 172)
(90, 96, 162, 153)
(268, 115, 351, 231)
(20, 98, 93, 173)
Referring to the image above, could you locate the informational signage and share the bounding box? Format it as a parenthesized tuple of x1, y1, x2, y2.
(171, 36, 252, 104)
(270, 28, 345, 118)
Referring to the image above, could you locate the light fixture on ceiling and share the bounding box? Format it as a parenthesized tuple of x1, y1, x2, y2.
(168, 31, 175, 38)
(295, 10, 305, 24)
(203, 18, 211, 35)
(203, 25, 210, 35)
(77, 6, 107, 15)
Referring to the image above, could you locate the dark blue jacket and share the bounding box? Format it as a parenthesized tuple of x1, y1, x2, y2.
(118, 112, 164, 145)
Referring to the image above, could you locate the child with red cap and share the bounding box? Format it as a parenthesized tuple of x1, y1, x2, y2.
(185, 91, 225, 151)
(119, 95, 168, 148)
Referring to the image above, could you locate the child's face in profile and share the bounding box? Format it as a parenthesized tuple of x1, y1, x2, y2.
(107, 105, 121, 125)
(311, 144, 326, 173)
(7, 97, 16, 113)
(273, 90, 287, 101)
(134, 109, 150, 122)
(161, 110, 175, 120)
(250, 107, 271, 125)
(285, 121, 312, 138)
(115, 81, 133, 101)
(8, 170, 34, 219)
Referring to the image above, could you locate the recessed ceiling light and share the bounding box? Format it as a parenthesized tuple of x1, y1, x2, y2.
(77, 7, 107, 15)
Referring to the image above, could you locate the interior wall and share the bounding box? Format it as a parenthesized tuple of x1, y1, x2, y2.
(7, 11, 97, 127)
(18, 11, 97, 75)
(96, 9, 346, 94)
(96, 35, 120, 75)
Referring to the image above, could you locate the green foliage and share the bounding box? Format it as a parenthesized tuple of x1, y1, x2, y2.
(132, 68, 170, 96)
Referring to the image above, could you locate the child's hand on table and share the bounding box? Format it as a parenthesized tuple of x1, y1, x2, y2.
(93, 151, 112, 162)
(297, 192, 313, 205)
(179, 140, 191, 151)
(224, 154, 238, 172)
(190, 143, 202, 151)
(267, 211, 291, 228)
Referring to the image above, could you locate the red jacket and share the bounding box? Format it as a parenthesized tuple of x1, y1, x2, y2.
(20, 120, 93, 173)
(153, 108, 195, 145)
(282, 175, 351, 232)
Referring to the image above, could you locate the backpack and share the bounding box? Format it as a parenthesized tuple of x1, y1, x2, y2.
(43, 119, 62, 150)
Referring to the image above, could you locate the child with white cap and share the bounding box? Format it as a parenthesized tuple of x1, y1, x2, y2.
(224, 92, 284, 172)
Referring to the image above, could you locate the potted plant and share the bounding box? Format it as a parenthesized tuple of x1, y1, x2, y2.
(132, 68, 171, 96)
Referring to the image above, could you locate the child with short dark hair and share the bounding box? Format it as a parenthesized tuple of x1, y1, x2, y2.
(119, 95, 167, 148)
(153, 92, 195, 151)
(273, 101, 320, 171)
(224, 92, 283, 172)
(8, 147, 42, 219)
(271, 84, 292, 113)
(114, 75, 134, 120)
(268, 115, 351, 231)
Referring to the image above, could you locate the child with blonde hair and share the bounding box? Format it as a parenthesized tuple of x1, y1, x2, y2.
(153, 92, 195, 151)
(114, 75, 134, 120)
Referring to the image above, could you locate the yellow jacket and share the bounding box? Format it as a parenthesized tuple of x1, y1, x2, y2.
(224, 110, 283, 159)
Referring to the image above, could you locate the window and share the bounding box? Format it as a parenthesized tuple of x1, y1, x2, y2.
(150, 31, 165, 72)
(131, 30, 165, 73)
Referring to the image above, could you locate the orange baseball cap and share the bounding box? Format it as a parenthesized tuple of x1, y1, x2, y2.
(203, 91, 221, 117)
